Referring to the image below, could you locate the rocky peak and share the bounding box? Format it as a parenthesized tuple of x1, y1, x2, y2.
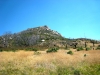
(39, 25, 50, 30)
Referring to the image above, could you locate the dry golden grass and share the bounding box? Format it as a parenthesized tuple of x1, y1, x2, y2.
(0, 49, 100, 75)
(0, 49, 100, 65)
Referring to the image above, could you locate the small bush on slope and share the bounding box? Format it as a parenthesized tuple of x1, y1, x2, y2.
(86, 47, 91, 51)
(46, 47, 59, 53)
(67, 50, 73, 55)
(77, 47, 84, 51)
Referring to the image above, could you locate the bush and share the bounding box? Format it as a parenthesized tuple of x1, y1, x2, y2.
(77, 47, 84, 51)
(67, 50, 73, 55)
(0, 49, 2, 52)
(32, 48, 38, 52)
(96, 47, 100, 50)
(86, 47, 91, 51)
(84, 54, 87, 57)
(96, 45, 100, 50)
(46, 47, 59, 53)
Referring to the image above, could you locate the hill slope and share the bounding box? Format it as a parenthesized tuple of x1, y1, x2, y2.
(0, 25, 66, 49)
(0, 25, 100, 51)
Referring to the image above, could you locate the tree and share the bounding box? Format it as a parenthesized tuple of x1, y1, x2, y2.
(13, 32, 40, 47)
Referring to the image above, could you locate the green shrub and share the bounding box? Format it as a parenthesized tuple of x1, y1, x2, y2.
(77, 47, 84, 51)
(96, 45, 100, 50)
(32, 48, 38, 52)
(67, 50, 73, 55)
(86, 47, 91, 51)
(84, 54, 87, 57)
(96, 47, 100, 50)
(46, 47, 59, 53)
(0, 49, 3, 52)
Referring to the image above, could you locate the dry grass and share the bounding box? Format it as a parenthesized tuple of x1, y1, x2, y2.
(0, 49, 100, 75)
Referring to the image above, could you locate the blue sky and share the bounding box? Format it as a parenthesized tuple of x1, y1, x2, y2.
(0, 0, 100, 40)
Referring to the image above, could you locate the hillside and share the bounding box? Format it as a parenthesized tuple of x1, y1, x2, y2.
(0, 25, 100, 75)
(0, 25, 100, 51)
(0, 25, 65, 50)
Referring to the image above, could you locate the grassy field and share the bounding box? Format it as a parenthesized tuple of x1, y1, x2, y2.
(0, 49, 100, 75)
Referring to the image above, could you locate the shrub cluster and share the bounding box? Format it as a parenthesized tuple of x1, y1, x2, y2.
(77, 47, 84, 51)
(46, 47, 59, 53)
(86, 47, 91, 51)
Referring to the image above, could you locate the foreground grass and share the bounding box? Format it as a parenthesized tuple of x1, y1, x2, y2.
(0, 50, 100, 75)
